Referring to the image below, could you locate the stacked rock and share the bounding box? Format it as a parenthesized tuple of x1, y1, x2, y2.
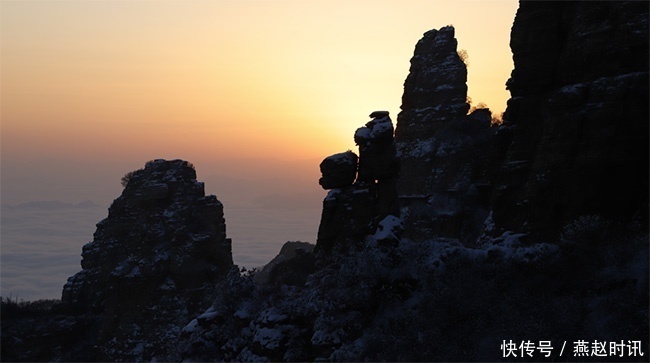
(355, 111, 400, 218)
(316, 111, 400, 253)
(318, 151, 358, 189)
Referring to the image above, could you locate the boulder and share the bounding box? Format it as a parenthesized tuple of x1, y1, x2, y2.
(318, 151, 358, 189)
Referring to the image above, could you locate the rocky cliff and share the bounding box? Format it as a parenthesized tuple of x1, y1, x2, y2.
(177, 11, 647, 360)
(1, 2, 647, 362)
(62, 159, 232, 307)
(489, 1, 649, 239)
(2, 159, 234, 361)
(395, 25, 495, 243)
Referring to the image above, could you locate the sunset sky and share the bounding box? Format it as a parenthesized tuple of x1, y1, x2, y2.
(2, 0, 518, 197)
(2, 0, 518, 298)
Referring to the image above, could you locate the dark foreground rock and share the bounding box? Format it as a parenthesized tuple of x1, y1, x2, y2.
(316, 111, 401, 254)
(488, 1, 649, 239)
(2, 159, 234, 362)
(253, 241, 316, 286)
(318, 151, 358, 189)
(395, 25, 495, 243)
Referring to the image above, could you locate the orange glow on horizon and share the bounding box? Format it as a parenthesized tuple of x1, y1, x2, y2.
(2, 0, 519, 166)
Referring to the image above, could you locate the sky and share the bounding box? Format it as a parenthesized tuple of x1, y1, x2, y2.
(1, 0, 519, 300)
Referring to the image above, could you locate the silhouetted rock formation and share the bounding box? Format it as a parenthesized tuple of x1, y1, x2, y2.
(253, 241, 316, 286)
(316, 184, 377, 253)
(356, 111, 401, 218)
(3, 3, 649, 362)
(316, 112, 400, 253)
(59, 159, 233, 361)
(488, 1, 649, 239)
(318, 151, 358, 189)
(398, 27, 469, 123)
(177, 6, 650, 362)
(1, 159, 235, 362)
(395, 25, 495, 242)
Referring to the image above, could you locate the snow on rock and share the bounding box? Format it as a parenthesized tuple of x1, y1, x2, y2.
(398, 138, 435, 159)
(58, 159, 233, 362)
(492, 1, 648, 240)
(478, 230, 560, 264)
(197, 306, 221, 322)
(259, 307, 288, 324)
(368, 115, 394, 140)
(253, 327, 284, 350)
(394, 26, 494, 244)
(482, 211, 495, 233)
(311, 327, 344, 346)
(354, 126, 371, 141)
(372, 215, 403, 244)
(318, 151, 358, 189)
(182, 319, 200, 334)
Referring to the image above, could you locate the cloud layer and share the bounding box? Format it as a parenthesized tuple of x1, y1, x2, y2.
(1, 200, 320, 301)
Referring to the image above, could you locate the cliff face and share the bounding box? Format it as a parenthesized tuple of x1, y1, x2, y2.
(395, 25, 494, 242)
(490, 1, 649, 239)
(59, 159, 233, 361)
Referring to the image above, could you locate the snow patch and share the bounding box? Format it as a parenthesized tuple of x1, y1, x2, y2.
(398, 139, 435, 158)
(253, 327, 284, 350)
(369, 116, 394, 139)
(483, 211, 495, 233)
(182, 319, 200, 333)
(259, 308, 288, 324)
(126, 266, 141, 278)
(311, 327, 344, 346)
(373, 215, 403, 242)
(198, 306, 220, 321)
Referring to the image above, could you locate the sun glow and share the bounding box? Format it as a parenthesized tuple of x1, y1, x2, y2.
(1, 0, 520, 302)
(2, 0, 518, 170)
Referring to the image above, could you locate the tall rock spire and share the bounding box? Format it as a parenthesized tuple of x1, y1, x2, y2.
(397, 26, 469, 141)
(395, 25, 493, 242)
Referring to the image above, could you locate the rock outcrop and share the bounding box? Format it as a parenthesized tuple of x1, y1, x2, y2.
(395, 25, 495, 242)
(488, 1, 649, 239)
(318, 151, 358, 190)
(316, 184, 377, 253)
(143, 5, 650, 362)
(397, 26, 469, 129)
(58, 159, 233, 361)
(316, 112, 400, 253)
(253, 241, 316, 286)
